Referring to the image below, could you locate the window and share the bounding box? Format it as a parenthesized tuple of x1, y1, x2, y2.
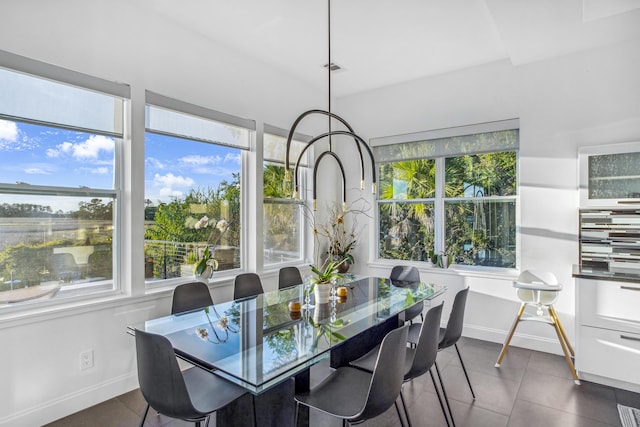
(144, 92, 254, 282)
(0, 54, 128, 305)
(263, 126, 309, 266)
(374, 121, 518, 268)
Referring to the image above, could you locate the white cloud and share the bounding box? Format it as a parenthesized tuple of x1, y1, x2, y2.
(91, 167, 109, 175)
(179, 154, 228, 167)
(46, 135, 113, 160)
(71, 135, 114, 159)
(0, 120, 18, 142)
(154, 173, 195, 188)
(153, 173, 194, 200)
(146, 157, 165, 169)
(24, 168, 50, 175)
(224, 152, 241, 164)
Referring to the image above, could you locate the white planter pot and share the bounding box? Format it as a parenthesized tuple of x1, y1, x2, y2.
(314, 283, 332, 304)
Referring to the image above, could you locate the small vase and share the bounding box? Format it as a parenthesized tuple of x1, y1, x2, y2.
(314, 282, 332, 304)
(332, 256, 350, 273)
(195, 265, 213, 281)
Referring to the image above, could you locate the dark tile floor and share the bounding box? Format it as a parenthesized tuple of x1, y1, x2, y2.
(46, 337, 640, 427)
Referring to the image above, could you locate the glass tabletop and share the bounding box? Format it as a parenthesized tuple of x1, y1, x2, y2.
(132, 274, 445, 394)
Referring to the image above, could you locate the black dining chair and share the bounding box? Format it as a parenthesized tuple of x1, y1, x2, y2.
(171, 281, 214, 315)
(134, 329, 256, 427)
(350, 303, 453, 427)
(233, 272, 264, 300)
(409, 287, 475, 400)
(278, 266, 303, 289)
(294, 324, 410, 427)
(390, 265, 424, 324)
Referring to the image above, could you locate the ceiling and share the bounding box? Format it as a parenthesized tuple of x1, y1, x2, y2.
(140, 0, 640, 97)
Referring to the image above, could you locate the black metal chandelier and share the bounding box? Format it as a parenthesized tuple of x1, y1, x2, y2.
(284, 0, 376, 210)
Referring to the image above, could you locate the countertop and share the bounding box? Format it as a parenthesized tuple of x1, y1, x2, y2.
(572, 264, 640, 283)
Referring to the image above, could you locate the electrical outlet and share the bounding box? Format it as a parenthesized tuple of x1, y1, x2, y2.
(80, 349, 94, 370)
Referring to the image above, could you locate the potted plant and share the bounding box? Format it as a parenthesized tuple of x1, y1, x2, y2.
(313, 203, 364, 273)
(309, 259, 345, 304)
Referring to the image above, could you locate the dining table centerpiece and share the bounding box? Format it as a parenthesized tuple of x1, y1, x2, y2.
(311, 200, 368, 274)
(309, 258, 345, 304)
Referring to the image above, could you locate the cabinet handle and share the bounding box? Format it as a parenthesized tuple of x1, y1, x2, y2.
(617, 200, 640, 204)
(620, 335, 640, 342)
(620, 286, 640, 291)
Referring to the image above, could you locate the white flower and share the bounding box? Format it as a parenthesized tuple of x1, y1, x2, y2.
(216, 219, 229, 232)
(194, 216, 210, 230)
(217, 316, 229, 331)
(195, 327, 209, 340)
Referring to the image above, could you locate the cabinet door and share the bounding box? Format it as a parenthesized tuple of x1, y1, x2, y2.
(577, 326, 640, 387)
(578, 279, 640, 334)
(579, 141, 640, 207)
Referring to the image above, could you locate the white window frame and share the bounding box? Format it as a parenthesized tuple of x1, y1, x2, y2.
(0, 50, 129, 308)
(372, 119, 519, 270)
(262, 124, 311, 268)
(143, 91, 255, 286)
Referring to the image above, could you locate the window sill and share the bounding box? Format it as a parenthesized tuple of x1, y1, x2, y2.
(368, 259, 519, 281)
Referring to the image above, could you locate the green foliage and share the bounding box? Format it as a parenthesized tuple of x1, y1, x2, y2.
(378, 149, 516, 267)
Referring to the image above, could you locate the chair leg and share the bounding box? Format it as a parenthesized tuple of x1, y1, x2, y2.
(294, 401, 299, 427)
(139, 403, 149, 427)
(429, 368, 451, 427)
(549, 305, 575, 356)
(454, 343, 475, 399)
(399, 390, 412, 427)
(435, 361, 456, 427)
(549, 309, 581, 385)
(495, 303, 526, 367)
(394, 400, 406, 427)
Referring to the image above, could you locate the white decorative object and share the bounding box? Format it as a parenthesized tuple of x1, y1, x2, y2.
(314, 282, 332, 304)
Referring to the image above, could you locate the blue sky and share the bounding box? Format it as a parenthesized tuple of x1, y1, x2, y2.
(0, 119, 241, 209)
(145, 132, 241, 204)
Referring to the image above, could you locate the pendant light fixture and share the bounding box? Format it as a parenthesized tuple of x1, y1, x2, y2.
(284, 0, 376, 211)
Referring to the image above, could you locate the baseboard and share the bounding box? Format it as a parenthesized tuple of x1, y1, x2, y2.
(463, 324, 567, 356)
(0, 372, 139, 427)
(578, 372, 640, 394)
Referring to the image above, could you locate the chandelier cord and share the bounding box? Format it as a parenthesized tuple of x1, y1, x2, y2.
(327, 0, 332, 152)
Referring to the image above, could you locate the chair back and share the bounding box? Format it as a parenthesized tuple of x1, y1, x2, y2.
(440, 287, 469, 349)
(406, 302, 443, 380)
(278, 266, 303, 289)
(391, 266, 423, 322)
(233, 273, 264, 300)
(515, 270, 560, 306)
(390, 265, 420, 282)
(135, 329, 199, 420)
(171, 281, 213, 314)
(352, 324, 409, 423)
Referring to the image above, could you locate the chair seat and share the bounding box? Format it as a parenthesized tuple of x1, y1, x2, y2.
(408, 323, 449, 347)
(350, 344, 415, 379)
(183, 367, 247, 415)
(295, 367, 373, 420)
(513, 280, 562, 291)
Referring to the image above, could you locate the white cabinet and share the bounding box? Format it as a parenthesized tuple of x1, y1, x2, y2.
(579, 141, 640, 207)
(575, 276, 640, 392)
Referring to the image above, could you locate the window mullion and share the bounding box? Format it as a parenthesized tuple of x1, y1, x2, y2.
(435, 157, 446, 254)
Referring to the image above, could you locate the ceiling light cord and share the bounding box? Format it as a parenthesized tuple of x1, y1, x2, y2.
(284, 0, 378, 207)
(328, 0, 332, 152)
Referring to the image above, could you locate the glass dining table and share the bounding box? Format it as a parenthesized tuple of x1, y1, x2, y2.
(129, 274, 446, 426)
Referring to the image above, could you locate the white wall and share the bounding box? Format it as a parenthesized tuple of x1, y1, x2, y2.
(336, 37, 640, 353)
(0, 1, 324, 426)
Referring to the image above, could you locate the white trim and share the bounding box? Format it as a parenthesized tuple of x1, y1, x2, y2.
(370, 118, 520, 147)
(0, 49, 130, 98)
(146, 90, 255, 131)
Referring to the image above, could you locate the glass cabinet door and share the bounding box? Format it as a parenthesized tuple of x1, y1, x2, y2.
(579, 142, 640, 207)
